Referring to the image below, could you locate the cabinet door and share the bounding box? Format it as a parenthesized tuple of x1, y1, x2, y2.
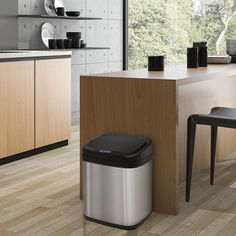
(0, 61, 34, 158)
(35, 59, 71, 148)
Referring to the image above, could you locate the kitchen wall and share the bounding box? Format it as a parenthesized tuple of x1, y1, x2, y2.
(0, 0, 123, 125)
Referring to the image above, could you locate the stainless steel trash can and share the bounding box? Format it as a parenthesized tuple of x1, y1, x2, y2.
(83, 133, 152, 230)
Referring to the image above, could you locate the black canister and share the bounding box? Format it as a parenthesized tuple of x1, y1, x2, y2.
(193, 42, 208, 67)
(48, 39, 57, 49)
(148, 55, 164, 71)
(64, 39, 73, 49)
(72, 39, 81, 48)
(187, 47, 198, 68)
(56, 39, 65, 49)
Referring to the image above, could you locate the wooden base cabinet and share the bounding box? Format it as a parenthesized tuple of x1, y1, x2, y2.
(0, 58, 71, 160)
(0, 61, 34, 158)
(35, 59, 71, 148)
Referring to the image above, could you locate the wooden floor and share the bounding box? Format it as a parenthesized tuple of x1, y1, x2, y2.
(1, 127, 236, 235)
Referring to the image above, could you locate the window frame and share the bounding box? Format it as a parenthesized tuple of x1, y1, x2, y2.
(123, 0, 128, 70)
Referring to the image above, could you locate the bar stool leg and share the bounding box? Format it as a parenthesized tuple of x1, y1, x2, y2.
(186, 116, 196, 202)
(210, 126, 218, 185)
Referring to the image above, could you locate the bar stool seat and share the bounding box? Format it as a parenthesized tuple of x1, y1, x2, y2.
(186, 107, 236, 202)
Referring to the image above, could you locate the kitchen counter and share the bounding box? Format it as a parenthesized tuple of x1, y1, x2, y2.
(80, 64, 236, 215)
(0, 54, 71, 166)
(0, 50, 72, 61)
(92, 63, 236, 85)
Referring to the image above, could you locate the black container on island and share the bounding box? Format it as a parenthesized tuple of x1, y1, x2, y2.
(148, 55, 164, 71)
(187, 47, 198, 68)
(193, 42, 208, 67)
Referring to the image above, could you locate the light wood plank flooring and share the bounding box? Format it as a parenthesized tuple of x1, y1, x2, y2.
(1, 127, 236, 235)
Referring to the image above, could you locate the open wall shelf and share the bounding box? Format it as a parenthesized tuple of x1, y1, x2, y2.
(17, 15, 102, 20)
(62, 47, 111, 50)
(23, 47, 111, 51)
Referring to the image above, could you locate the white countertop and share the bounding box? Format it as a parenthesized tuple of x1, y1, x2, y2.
(90, 63, 236, 85)
(0, 50, 72, 60)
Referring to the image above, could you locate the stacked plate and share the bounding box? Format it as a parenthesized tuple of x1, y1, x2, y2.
(226, 40, 236, 56)
(41, 23, 56, 48)
(208, 55, 231, 64)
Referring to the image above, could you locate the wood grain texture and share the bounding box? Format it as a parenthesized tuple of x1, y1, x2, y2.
(80, 76, 178, 215)
(80, 65, 236, 215)
(0, 61, 34, 158)
(1, 127, 236, 235)
(35, 58, 71, 148)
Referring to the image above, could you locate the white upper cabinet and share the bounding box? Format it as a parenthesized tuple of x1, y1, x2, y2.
(86, 20, 108, 47)
(109, 62, 123, 72)
(71, 51, 86, 65)
(86, 50, 108, 64)
(86, 0, 108, 19)
(86, 63, 108, 75)
(18, 0, 30, 14)
(18, 18, 30, 49)
(30, 0, 46, 15)
(108, 20, 123, 62)
(108, 0, 122, 20)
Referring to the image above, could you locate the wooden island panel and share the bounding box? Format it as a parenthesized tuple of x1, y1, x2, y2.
(80, 64, 236, 215)
(80, 77, 178, 214)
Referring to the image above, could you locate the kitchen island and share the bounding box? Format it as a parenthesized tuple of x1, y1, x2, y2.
(0, 50, 71, 164)
(80, 64, 236, 215)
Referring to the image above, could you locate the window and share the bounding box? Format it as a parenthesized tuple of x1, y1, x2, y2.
(126, 0, 236, 69)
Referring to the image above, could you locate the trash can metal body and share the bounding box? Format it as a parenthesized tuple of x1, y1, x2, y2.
(83, 133, 153, 230)
(83, 161, 152, 228)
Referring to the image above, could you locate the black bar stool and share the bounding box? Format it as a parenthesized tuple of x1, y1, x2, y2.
(186, 107, 236, 202)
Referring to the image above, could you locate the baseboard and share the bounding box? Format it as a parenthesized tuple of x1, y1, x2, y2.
(0, 140, 69, 166)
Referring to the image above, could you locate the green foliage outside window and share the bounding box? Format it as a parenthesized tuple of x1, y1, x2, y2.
(128, 0, 236, 69)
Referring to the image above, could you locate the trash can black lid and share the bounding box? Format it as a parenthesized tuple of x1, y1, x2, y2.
(82, 133, 152, 168)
